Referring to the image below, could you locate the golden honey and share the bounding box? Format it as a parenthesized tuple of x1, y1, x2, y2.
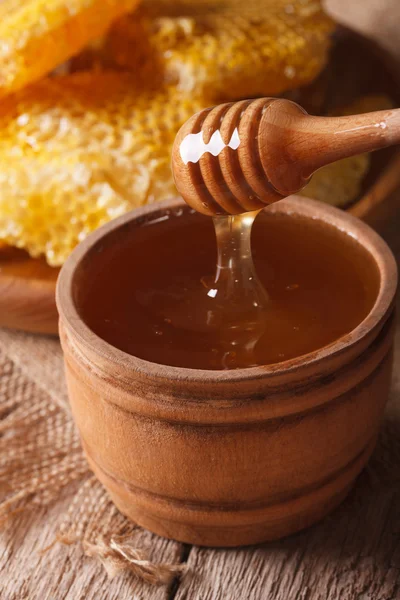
(80, 207, 378, 370)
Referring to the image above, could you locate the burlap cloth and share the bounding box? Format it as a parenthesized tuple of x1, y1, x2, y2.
(0, 328, 184, 585)
(1, 0, 400, 588)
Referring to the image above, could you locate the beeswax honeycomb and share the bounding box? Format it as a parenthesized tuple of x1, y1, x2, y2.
(106, 0, 335, 102)
(0, 0, 139, 98)
(0, 72, 203, 266)
(300, 154, 370, 207)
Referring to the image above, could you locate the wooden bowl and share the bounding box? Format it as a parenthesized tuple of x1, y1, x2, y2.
(56, 196, 397, 547)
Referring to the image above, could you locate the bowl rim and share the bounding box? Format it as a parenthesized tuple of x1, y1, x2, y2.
(56, 195, 397, 384)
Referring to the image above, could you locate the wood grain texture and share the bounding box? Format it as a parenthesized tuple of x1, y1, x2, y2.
(0, 246, 59, 335)
(2, 286, 400, 600)
(176, 449, 400, 600)
(171, 210, 400, 600)
(56, 196, 397, 548)
(0, 328, 184, 600)
(172, 97, 400, 216)
(175, 314, 400, 598)
(0, 495, 182, 600)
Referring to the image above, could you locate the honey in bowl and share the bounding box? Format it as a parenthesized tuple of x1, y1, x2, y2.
(57, 195, 396, 547)
(79, 206, 379, 370)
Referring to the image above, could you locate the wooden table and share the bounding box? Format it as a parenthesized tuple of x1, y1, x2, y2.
(1, 217, 400, 600)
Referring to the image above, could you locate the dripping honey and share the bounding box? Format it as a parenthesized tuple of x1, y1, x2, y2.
(80, 207, 379, 370)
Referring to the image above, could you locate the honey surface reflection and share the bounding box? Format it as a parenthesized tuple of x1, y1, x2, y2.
(80, 208, 379, 370)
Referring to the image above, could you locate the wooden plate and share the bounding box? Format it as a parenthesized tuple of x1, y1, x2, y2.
(0, 246, 59, 335)
(0, 29, 399, 336)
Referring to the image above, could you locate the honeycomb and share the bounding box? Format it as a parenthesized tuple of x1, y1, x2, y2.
(106, 0, 335, 102)
(299, 154, 370, 207)
(0, 72, 204, 266)
(0, 0, 139, 98)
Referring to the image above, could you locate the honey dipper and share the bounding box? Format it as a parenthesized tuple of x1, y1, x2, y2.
(172, 97, 400, 215)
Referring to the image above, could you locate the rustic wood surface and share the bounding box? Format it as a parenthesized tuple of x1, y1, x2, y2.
(0, 498, 182, 600)
(0, 214, 399, 600)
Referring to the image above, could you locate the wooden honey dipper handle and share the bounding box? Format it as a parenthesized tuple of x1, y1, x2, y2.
(171, 98, 400, 216)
